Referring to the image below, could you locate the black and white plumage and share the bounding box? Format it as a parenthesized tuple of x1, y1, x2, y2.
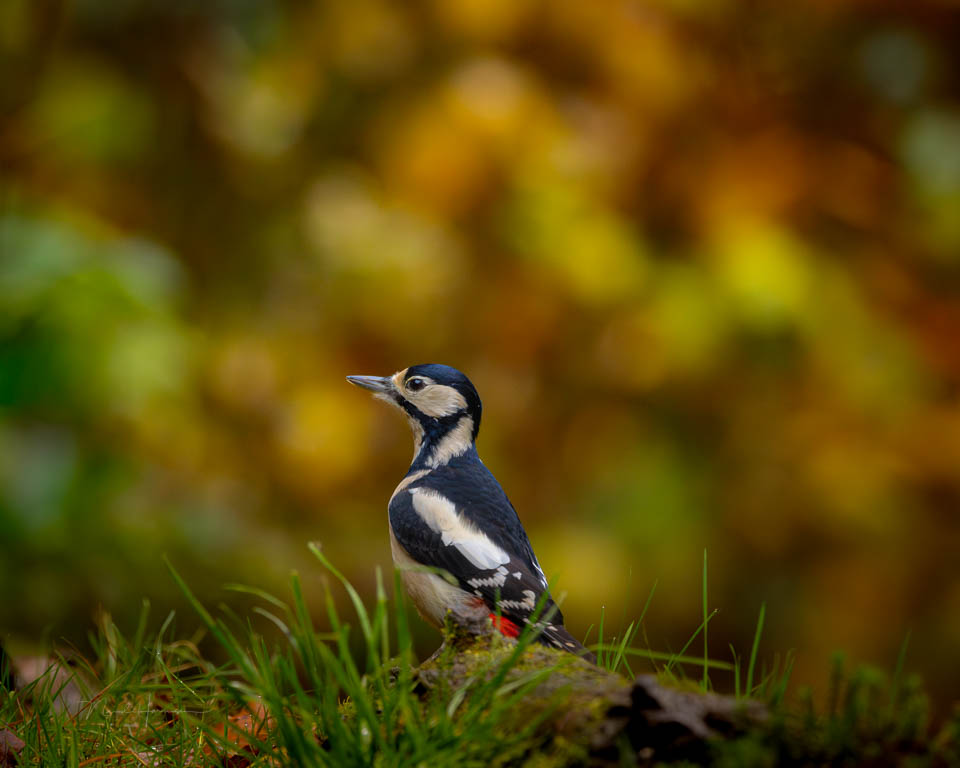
(347, 364, 594, 662)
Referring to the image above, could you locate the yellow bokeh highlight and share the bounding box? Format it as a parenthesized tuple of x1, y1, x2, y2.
(711, 221, 813, 331)
(275, 386, 374, 500)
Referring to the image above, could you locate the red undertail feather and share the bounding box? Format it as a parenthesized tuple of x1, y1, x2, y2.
(489, 613, 520, 638)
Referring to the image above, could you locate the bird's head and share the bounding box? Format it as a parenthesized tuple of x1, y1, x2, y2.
(347, 364, 482, 464)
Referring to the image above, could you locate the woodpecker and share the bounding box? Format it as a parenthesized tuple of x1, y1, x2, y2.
(347, 364, 594, 662)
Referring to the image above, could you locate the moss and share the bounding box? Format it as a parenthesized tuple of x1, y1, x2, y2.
(329, 615, 959, 767)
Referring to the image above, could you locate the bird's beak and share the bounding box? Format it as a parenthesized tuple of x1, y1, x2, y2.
(346, 374, 395, 394)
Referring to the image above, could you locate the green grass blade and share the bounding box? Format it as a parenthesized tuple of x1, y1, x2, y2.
(730, 644, 741, 699)
(665, 608, 718, 675)
(746, 601, 766, 697)
(702, 548, 709, 691)
(888, 629, 911, 718)
(132, 598, 150, 654)
(165, 557, 259, 683)
(309, 542, 375, 648)
(607, 647, 734, 670)
(597, 606, 606, 669)
(375, 566, 390, 664)
(224, 583, 292, 612)
(610, 620, 635, 675)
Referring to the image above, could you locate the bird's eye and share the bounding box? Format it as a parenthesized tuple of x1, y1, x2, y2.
(407, 377, 425, 392)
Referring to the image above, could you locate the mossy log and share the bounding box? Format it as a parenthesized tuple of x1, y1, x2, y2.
(414, 611, 767, 765)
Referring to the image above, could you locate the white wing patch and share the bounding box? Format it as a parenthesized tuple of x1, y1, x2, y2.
(409, 487, 511, 570)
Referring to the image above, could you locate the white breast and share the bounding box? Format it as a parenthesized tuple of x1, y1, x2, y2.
(389, 527, 486, 628)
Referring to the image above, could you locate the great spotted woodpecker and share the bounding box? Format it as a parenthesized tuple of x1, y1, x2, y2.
(347, 364, 595, 662)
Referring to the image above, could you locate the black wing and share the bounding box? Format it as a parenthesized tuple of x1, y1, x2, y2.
(419, 454, 546, 581)
(388, 482, 563, 628)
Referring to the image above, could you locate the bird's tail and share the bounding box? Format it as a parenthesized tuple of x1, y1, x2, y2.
(540, 623, 597, 664)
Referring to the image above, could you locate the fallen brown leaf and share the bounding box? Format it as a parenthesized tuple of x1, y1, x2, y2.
(206, 699, 272, 761)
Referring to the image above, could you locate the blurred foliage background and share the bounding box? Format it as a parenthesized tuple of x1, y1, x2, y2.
(2, 0, 960, 711)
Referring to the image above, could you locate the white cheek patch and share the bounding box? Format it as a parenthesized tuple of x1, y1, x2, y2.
(410, 487, 510, 570)
(413, 384, 467, 418)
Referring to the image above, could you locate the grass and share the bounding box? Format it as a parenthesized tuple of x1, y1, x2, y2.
(1, 547, 585, 767)
(2, 548, 957, 767)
